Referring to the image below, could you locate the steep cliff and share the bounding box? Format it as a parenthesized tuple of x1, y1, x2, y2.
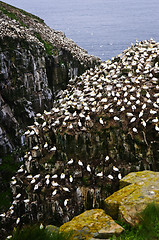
(0, 1, 100, 156)
(1, 38, 159, 239)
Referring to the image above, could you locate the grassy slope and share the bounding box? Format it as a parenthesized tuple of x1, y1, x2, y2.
(0, 1, 57, 55)
(0, 1, 44, 24)
(9, 225, 72, 240)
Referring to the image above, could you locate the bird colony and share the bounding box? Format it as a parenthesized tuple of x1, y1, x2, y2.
(0, 6, 100, 66)
(1, 39, 159, 236)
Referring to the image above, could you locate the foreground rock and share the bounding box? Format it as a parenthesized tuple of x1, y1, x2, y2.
(60, 209, 124, 239)
(105, 170, 159, 226)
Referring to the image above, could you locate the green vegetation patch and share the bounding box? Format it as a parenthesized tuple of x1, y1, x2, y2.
(0, 190, 12, 213)
(34, 32, 59, 56)
(0, 5, 18, 21)
(0, 4, 27, 27)
(0, 1, 44, 24)
(0, 154, 19, 178)
(9, 224, 72, 240)
(0, 154, 20, 212)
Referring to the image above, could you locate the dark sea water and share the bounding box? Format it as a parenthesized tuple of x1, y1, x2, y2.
(3, 0, 159, 61)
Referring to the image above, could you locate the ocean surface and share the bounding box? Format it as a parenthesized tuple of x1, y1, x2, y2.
(3, 0, 159, 61)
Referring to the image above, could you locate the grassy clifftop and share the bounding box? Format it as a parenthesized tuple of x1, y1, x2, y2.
(0, 1, 44, 25)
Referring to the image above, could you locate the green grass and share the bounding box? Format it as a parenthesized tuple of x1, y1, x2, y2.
(34, 32, 58, 56)
(8, 225, 72, 240)
(0, 6, 18, 21)
(111, 203, 159, 240)
(0, 1, 44, 24)
(0, 5, 27, 27)
(0, 190, 12, 213)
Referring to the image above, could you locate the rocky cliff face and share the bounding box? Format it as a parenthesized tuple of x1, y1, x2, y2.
(1, 38, 158, 238)
(0, 1, 100, 156)
(1, 1, 159, 240)
(0, 35, 51, 153)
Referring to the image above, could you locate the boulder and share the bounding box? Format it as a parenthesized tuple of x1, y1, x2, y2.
(46, 225, 59, 233)
(104, 170, 159, 226)
(60, 209, 124, 239)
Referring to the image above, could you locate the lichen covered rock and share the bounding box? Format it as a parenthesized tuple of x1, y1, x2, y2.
(60, 209, 124, 239)
(105, 170, 159, 226)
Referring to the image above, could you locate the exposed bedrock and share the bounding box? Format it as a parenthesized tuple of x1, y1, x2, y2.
(0, 1, 100, 156)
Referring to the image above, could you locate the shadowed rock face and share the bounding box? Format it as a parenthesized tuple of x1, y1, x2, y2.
(0, 1, 100, 156)
(0, 37, 51, 152)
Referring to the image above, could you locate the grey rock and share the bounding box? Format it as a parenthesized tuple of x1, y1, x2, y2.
(0, 2, 100, 156)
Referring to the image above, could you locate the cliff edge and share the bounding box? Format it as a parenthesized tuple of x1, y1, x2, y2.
(0, 1, 100, 156)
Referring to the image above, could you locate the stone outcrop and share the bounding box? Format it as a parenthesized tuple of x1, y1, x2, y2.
(104, 170, 159, 226)
(47, 171, 159, 239)
(59, 209, 124, 240)
(0, 1, 100, 155)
